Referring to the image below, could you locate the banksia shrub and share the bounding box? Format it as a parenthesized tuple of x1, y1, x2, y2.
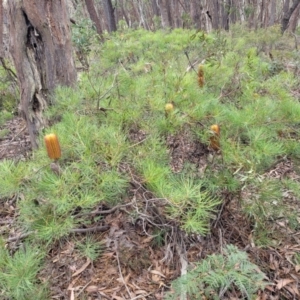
(209, 124, 220, 151)
(44, 133, 61, 160)
(198, 64, 205, 87)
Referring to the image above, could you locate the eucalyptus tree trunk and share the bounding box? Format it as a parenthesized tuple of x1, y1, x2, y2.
(160, 0, 172, 28)
(248, 0, 258, 28)
(119, 0, 130, 27)
(8, 0, 77, 148)
(103, 0, 117, 32)
(152, 0, 160, 17)
(222, 0, 231, 30)
(238, 0, 246, 23)
(286, 1, 300, 32)
(85, 0, 103, 37)
(282, 0, 300, 32)
(269, 0, 276, 25)
(0, 0, 3, 58)
(190, 0, 202, 29)
(209, 0, 220, 29)
(137, 0, 150, 30)
(172, 0, 181, 28)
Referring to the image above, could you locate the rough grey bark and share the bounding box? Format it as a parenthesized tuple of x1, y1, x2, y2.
(160, 0, 171, 28)
(85, 0, 103, 37)
(212, 0, 220, 29)
(0, 0, 3, 57)
(238, 0, 246, 22)
(248, 0, 258, 28)
(137, 0, 149, 30)
(151, 0, 160, 17)
(8, 0, 77, 148)
(287, 1, 300, 32)
(222, 0, 231, 30)
(190, 0, 202, 29)
(282, 0, 300, 32)
(172, 0, 180, 28)
(103, 0, 117, 32)
(283, 0, 290, 18)
(269, 0, 276, 25)
(120, 0, 130, 27)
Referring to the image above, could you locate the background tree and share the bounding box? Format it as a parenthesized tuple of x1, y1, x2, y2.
(72, 0, 300, 33)
(103, 0, 117, 32)
(8, 0, 77, 148)
(2, 0, 300, 151)
(0, 0, 3, 58)
(85, 0, 104, 37)
(282, 0, 300, 32)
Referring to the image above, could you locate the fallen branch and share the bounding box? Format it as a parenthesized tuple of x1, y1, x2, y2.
(6, 231, 34, 243)
(70, 225, 109, 233)
(75, 202, 134, 218)
(6, 225, 110, 243)
(115, 240, 132, 298)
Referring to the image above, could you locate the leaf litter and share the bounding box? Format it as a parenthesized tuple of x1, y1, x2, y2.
(1, 117, 300, 299)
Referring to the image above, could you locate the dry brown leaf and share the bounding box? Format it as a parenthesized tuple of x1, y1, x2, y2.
(135, 289, 148, 295)
(86, 285, 99, 293)
(105, 287, 121, 293)
(284, 284, 300, 296)
(69, 264, 77, 272)
(131, 281, 142, 290)
(72, 258, 91, 277)
(255, 292, 268, 300)
(69, 288, 75, 300)
(264, 285, 275, 292)
(150, 270, 166, 278)
(124, 272, 131, 283)
(295, 265, 300, 272)
(99, 292, 109, 298)
(276, 278, 294, 290)
(142, 236, 154, 244)
(151, 273, 160, 282)
(67, 276, 79, 291)
(112, 296, 124, 300)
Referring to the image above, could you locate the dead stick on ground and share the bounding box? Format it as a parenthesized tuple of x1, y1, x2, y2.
(75, 202, 133, 218)
(70, 225, 109, 233)
(76, 280, 92, 298)
(176, 243, 188, 300)
(6, 225, 110, 243)
(115, 241, 132, 298)
(6, 231, 34, 243)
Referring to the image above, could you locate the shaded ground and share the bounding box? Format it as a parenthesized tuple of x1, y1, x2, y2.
(0, 116, 31, 160)
(1, 117, 300, 299)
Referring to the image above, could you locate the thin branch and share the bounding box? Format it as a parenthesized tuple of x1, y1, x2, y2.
(128, 137, 148, 148)
(115, 241, 132, 298)
(184, 51, 198, 74)
(70, 225, 109, 233)
(76, 280, 92, 298)
(6, 225, 109, 243)
(97, 72, 118, 109)
(75, 202, 134, 218)
(6, 231, 34, 243)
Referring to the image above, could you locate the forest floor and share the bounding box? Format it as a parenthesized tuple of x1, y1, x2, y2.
(1, 116, 300, 299)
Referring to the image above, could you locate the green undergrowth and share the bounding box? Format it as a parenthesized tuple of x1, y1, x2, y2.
(166, 244, 268, 300)
(1, 25, 300, 299)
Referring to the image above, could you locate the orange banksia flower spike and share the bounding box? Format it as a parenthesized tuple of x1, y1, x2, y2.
(209, 124, 220, 151)
(165, 102, 174, 118)
(198, 64, 205, 88)
(44, 133, 61, 160)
